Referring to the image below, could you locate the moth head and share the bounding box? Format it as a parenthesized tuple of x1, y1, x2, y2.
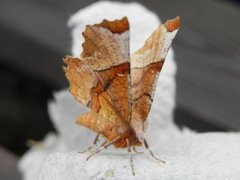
(136, 133, 144, 144)
(131, 121, 146, 144)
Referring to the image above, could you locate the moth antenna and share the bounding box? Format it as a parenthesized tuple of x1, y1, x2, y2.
(86, 136, 120, 161)
(79, 132, 100, 153)
(127, 139, 135, 176)
(143, 138, 165, 164)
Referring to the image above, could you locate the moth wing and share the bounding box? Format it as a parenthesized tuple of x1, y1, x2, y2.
(64, 55, 127, 128)
(80, 17, 131, 122)
(64, 17, 131, 126)
(77, 111, 118, 141)
(130, 17, 180, 134)
(64, 56, 97, 106)
(77, 111, 113, 133)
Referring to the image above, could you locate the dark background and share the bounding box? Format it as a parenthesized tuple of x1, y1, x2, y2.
(0, 0, 239, 179)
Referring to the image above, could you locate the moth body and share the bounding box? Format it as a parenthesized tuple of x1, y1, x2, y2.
(77, 111, 141, 148)
(64, 16, 180, 149)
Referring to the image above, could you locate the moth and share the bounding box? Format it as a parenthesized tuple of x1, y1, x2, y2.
(64, 16, 180, 175)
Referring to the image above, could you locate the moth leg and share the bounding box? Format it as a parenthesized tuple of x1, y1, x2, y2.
(79, 132, 100, 153)
(143, 138, 165, 164)
(127, 139, 135, 176)
(100, 140, 108, 149)
(133, 146, 144, 154)
(86, 136, 120, 161)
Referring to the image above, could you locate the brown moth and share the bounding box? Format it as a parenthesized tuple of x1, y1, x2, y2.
(63, 16, 180, 175)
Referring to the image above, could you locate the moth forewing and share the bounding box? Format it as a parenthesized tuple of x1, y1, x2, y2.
(130, 16, 180, 142)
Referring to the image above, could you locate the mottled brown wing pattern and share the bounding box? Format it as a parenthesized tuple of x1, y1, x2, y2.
(64, 17, 180, 148)
(130, 17, 180, 141)
(64, 18, 135, 146)
(76, 111, 118, 142)
(80, 17, 131, 122)
(64, 57, 118, 120)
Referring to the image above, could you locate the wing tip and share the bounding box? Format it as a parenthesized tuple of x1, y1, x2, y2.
(164, 16, 181, 32)
(93, 16, 129, 34)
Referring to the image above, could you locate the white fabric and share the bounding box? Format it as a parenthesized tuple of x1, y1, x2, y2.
(39, 132, 240, 180)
